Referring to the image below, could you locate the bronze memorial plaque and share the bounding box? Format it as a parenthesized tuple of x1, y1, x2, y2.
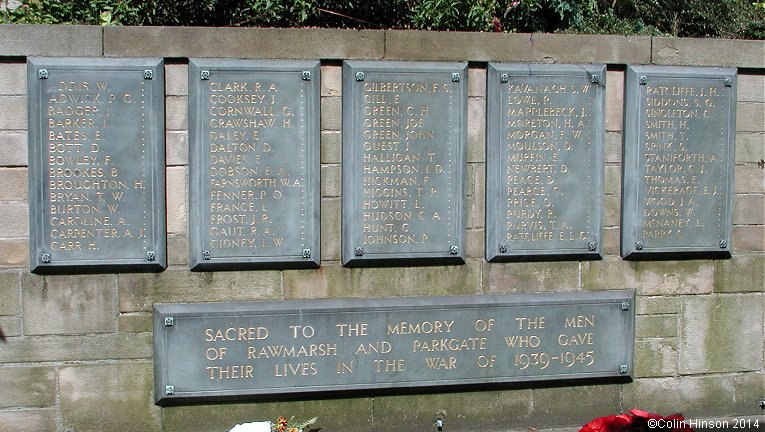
(341, 61, 467, 266)
(188, 59, 320, 270)
(486, 63, 605, 261)
(622, 66, 736, 259)
(27, 58, 166, 273)
(154, 290, 635, 404)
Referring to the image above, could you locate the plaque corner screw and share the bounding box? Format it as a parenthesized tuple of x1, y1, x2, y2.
(302, 70, 311, 81)
(146, 251, 156, 261)
(451, 72, 460, 82)
(200, 70, 210, 80)
(302, 249, 311, 259)
(500, 73, 509, 83)
(588, 242, 597, 252)
(355, 71, 365, 82)
(38, 69, 48, 79)
(757, 399, 765, 409)
(143, 70, 153, 80)
(591, 74, 600, 84)
(639, 76, 647, 85)
(354, 247, 363, 256)
(499, 244, 507, 254)
(724, 78, 732, 87)
(164, 316, 174, 327)
(202, 250, 212, 260)
(619, 364, 629, 374)
(450, 245, 459, 255)
(41, 253, 51, 264)
(719, 240, 727, 249)
(635, 241, 644, 251)
(621, 302, 630, 311)
(165, 385, 175, 395)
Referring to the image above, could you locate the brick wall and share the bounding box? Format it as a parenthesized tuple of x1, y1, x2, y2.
(0, 25, 762, 432)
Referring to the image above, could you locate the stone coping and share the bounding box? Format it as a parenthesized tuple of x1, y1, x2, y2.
(0, 25, 760, 68)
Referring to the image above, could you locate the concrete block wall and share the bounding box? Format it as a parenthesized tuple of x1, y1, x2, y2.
(0, 25, 762, 432)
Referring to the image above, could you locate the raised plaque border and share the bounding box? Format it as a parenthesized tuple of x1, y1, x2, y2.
(486, 63, 605, 262)
(621, 65, 736, 260)
(154, 290, 635, 405)
(341, 60, 467, 267)
(188, 59, 321, 271)
(27, 57, 166, 274)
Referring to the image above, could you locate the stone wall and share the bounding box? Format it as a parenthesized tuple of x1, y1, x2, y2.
(0, 25, 762, 432)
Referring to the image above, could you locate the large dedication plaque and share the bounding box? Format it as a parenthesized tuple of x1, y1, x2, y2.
(27, 58, 166, 273)
(154, 290, 635, 404)
(486, 64, 605, 261)
(342, 61, 467, 266)
(188, 60, 320, 270)
(622, 66, 736, 259)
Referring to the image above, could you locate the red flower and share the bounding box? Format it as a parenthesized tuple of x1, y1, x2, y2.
(581, 411, 694, 432)
(580, 414, 631, 432)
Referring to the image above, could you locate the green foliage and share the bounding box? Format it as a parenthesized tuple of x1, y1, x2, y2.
(628, 0, 763, 38)
(503, 0, 594, 33)
(136, 0, 245, 26)
(303, 0, 410, 29)
(0, 0, 140, 25)
(503, 0, 763, 38)
(0, 0, 762, 39)
(566, 10, 662, 36)
(245, 0, 318, 26)
(409, 0, 501, 31)
(232, 0, 410, 28)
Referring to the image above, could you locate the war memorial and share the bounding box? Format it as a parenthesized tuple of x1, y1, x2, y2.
(0, 25, 762, 431)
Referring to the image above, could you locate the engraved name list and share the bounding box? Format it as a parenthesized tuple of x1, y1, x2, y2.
(28, 58, 166, 273)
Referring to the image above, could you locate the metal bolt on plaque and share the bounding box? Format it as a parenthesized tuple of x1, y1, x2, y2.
(619, 365, 628, 374)
(724, 78, 732, 87)
(621, 302, 630, 311)
(499, 244, 508, 254)
(354, 247, 363, 256)
(451, 73, 460, 82)
(355, 72, 364, 81)
(301, 71, 311, 81)
(588, 242, 597, 252)
(302, 249, 311, 259)
(719, 240, 727, 249)
(41, 253, 51, 263)
(200, 70, 210, 80)
(164, 317, 174, 327)
(202, 251, 212, 261)
(591, 74, 600, 84)
(38, 69, 48, 79)
(146, 251, 156, 261)
(635, 241, 643, 251)
(165, 385, 175, 395)
(450, 245, 459, 255)
(144, 70, 153, 80)
(639, 76, 647, 85)
(500, 73, 509, 83)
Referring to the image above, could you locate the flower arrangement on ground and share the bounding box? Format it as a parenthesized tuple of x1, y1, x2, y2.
(272, 415, 317, 432)
(580, 409, 694, 432)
